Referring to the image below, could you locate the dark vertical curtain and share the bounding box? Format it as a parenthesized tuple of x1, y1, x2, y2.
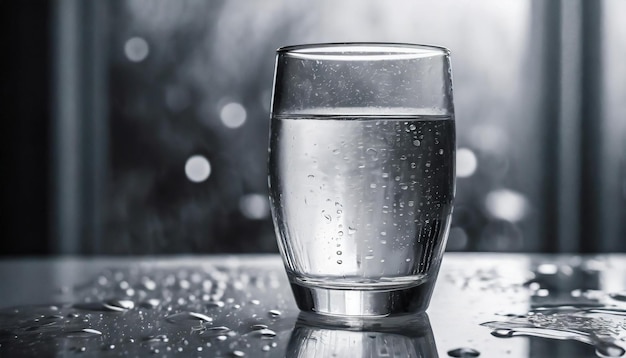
(0, 2, 52, 255)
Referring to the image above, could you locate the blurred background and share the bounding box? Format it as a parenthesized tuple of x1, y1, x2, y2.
(1, 0, 625, 256)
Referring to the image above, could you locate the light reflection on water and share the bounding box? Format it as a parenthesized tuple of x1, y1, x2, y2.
(471, 256, 626, 357)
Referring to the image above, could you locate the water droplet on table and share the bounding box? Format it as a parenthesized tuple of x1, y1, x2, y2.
(166, 311, 212, 324)
(139, 298, 160, 309)
(609, 292, 626, 302)
(207, 300, 225, 308)
(104, 344, 115, 351)
(65, 328, 103, 338)
(255, 328, 276, 339)
(144, 334, 169, 343)
(206, 326, 231, 333)
(447, 347, 480, 357)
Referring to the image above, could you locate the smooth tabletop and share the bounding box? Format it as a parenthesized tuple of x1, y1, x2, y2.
(1, 253, 625, 357)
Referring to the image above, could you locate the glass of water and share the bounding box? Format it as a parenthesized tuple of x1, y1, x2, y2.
(268, 43, 455, 317)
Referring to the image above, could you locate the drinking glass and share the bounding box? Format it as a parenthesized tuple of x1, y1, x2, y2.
(268, 43, 455, 317)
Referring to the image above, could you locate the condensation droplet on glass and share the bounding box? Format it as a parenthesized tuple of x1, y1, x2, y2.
(337, 260, 343, 264)
(337, 231, 343, 236)
(439, 149, 444, 155)
(413, 140, 421, 147)
(348, 227, 356, 235)
(409, 124, 417, 131)
(366, 148, 378, 158)
(370, 183, 377, 189)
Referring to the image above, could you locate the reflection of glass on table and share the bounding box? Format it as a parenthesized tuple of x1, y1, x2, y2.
(288, 313, 437, 357)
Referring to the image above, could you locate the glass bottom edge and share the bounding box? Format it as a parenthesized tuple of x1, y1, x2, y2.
(289, 278, 437, 317)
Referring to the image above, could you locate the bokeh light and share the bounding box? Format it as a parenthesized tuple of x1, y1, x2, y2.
(239, 194, 270, 220)
(219, 102, 247, 129)
(456, 148, 478, 178)
(184, 155, 211, 183)
(447, 227, 469, 251)
(468, 125, 508, 154)
(485, 189, 529, 222)
(124, 37, 149, 62)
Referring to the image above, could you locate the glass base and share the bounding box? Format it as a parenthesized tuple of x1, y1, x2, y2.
(289, 278, 437, 317)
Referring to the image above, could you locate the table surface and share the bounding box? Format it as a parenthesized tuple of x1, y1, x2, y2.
(1, 253, 625, 357)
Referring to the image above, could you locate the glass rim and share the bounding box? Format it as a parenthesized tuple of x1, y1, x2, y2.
(277, 42, 450, 61)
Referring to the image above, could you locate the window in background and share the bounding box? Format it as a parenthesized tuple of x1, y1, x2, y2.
(49, 0, 625, 255)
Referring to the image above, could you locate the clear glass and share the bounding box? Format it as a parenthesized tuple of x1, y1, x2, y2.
(268, 43, 455, 317)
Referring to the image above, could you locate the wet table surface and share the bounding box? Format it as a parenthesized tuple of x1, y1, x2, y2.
(1, 253, 626, 357)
